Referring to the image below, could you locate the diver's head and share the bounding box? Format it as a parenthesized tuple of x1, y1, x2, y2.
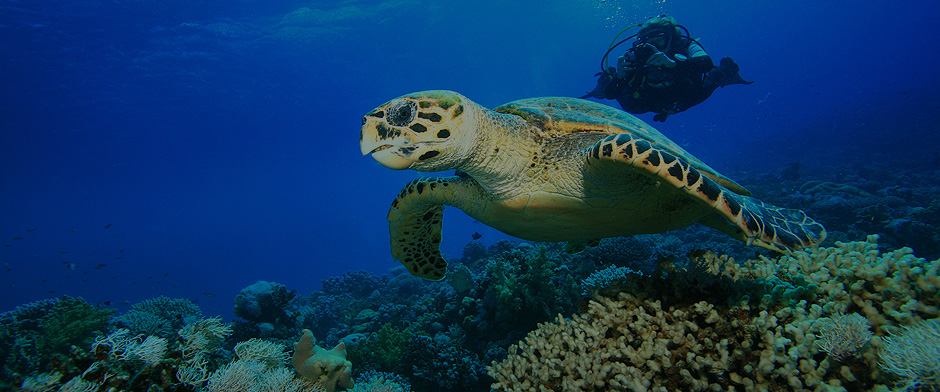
(638, 15, 680, 49)
(360, 90, 476, 171)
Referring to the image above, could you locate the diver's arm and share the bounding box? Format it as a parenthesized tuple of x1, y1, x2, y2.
(683, 40, 714, 72)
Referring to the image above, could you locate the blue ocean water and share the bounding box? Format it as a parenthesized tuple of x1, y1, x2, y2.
(1, 0, 938, 320)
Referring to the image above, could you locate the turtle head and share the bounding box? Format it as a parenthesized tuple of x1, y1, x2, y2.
(360, 90, 477, 171)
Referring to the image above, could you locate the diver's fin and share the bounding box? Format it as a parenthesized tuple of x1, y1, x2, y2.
(718, 57, 753, 86)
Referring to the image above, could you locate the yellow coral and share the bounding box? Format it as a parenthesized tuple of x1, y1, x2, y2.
(489, 237, 940, 391)
(292, 329, 353, 392)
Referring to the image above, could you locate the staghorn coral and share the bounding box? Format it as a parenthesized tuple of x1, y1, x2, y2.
(490, 237, 940, 391)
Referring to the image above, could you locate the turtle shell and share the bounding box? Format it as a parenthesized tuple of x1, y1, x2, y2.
(495, 97, 750, 195)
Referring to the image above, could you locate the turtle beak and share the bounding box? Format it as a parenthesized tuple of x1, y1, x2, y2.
(360, 116, 415, 170)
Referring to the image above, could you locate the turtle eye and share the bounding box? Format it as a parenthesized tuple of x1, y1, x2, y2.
(388, 100, 417, 127)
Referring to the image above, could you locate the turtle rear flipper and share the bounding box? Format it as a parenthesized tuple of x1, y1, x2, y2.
(387, 176, 487, 280)
(586, 134, 825, 251)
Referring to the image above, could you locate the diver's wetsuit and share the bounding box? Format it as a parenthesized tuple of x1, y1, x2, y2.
(584, 18, 751, 121)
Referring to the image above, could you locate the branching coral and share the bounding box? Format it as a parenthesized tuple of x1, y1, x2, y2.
(207, 359, 321, 392)
(114, 296, 202, 338)
(0, 296, 111, 385)
(473, 245, 580, 342)
(701, 235, 939, 332)
(490, 237, 940, 391)
(580, 265, 642, 297)
(815, 313, 872, 362)
(179, 317, 232, 357)
(879, 318, 940, 391)
(58, 376, 100, 392)
(92, 329, 168, 366)
(490, 294, 741, 391)
(235, 338, 289, 368)
(19, 371, 62, 392)
(351, 370, 412, 392)
(176, 317, 233, 388)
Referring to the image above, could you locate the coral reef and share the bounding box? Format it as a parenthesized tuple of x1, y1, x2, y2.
(580, 265, 643, 297)
(350, 370, 412, 392)
(113, 296, 202, 338)
(5, 297, 318, 392)
(748, 163, 940, 259)
(235, 280, 296, 327)
(0, 296, 112, 389)
(3, 170, 936, 392)
(879, 318, 940, 391)
(815, 313, 873, 362)
(489, 237, 939, 391)
(292, 329, 354, 392)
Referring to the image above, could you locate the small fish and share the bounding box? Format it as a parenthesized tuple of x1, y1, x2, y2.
(3, 263, 11, 272)
(64, 262, 77, 271)
(3, 244, 10, 248)
(25, 227, 37, 233)
(202, 291, 215, 298)
(100, 300, 112, 306)
(94, 263, 108, 270)
(471, 232, 482, 240)
(11, 236, 23, 240)
(104, 224, 112, 229)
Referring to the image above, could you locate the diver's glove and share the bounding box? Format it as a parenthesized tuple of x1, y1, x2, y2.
(636, 43, 676, 69)
(648, 51, 676, 68)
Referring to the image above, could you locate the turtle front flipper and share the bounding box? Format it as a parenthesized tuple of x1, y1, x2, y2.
(388, 176, 487, 280)
(585, 134, 826, 251)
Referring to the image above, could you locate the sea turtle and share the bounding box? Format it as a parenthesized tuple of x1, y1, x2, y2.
(359, 91, 825, 280)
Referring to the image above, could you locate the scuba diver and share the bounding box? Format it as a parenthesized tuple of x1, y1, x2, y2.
(583, 15, 753, 122)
